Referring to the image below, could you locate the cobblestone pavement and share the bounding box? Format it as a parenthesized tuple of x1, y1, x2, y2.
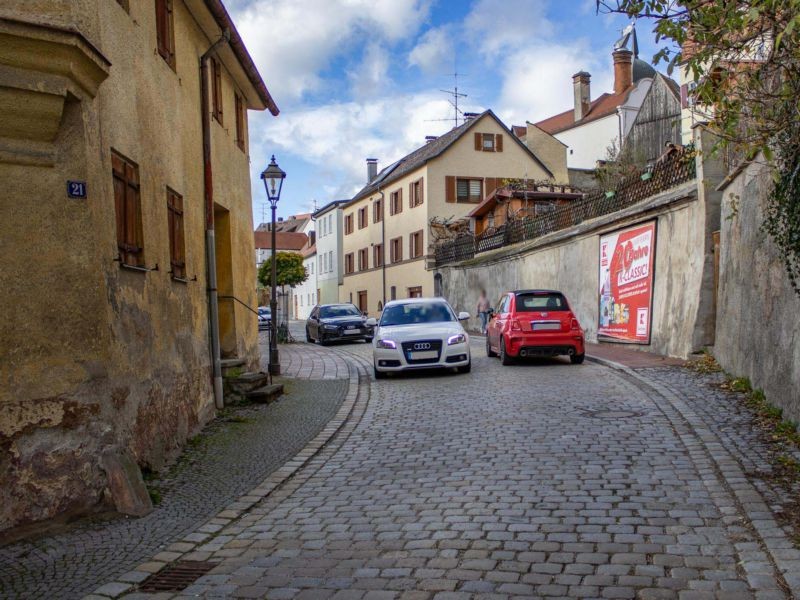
(83, 335, 800, 599)
(0, 334, 349, 600)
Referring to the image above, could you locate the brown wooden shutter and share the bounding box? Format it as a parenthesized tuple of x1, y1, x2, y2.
(409, 183, 414, 208)
(485, 178, 496, 195)
(445, 175, 456, 203)
(496, 134, 503, 152)
(474, 132, 482, 151)
(418, 177, 424, 205)
(398, 188, 402, 213)
(166, 0, 174, 66)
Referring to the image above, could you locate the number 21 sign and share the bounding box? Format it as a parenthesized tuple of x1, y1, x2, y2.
(67, 180, 87, 199)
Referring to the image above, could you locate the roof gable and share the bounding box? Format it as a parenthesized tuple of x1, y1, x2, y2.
(347, 110, 553, 204)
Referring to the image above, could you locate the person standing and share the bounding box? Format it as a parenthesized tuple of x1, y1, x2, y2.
(476, 289, 491, 335)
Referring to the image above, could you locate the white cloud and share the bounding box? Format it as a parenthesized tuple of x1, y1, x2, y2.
(232, 0, 431, 104)
(464, 0, 555, 59)
(496, 42, 614, 126)
(249, 93, 463, 199)
(408, 27, 453, 74)
(348, 43, 392, 100)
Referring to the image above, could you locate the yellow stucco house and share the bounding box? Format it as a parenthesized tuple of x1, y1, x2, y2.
(0, 0, 277, 532)
(340, 111, 554, 314)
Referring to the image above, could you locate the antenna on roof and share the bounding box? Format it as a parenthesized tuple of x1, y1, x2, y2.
(425, 59, 468, 128)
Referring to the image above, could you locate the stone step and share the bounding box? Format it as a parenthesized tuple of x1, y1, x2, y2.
(220, 358, 245, 377)
(246, 384, 284, 404)
(225, 371, 271, 395)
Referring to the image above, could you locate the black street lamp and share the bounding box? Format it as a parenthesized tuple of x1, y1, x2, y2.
(261, 155, 286, 376)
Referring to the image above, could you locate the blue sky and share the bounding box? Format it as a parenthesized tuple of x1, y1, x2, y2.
(227, 0, 670, 225)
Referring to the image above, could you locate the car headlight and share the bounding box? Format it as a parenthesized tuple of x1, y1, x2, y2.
(376, 339, 396, 349)
(447, 334, 466, 345)
(323, 324, 338, 330)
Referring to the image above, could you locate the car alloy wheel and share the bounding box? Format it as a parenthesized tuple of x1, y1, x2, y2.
(500, 336, 513, 366)
(306, 327, 313, 343)
(570, 352, 585, 365)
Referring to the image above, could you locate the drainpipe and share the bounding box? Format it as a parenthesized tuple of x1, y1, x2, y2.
(379, 189, 386, 306)
(201, 30, 230, 410)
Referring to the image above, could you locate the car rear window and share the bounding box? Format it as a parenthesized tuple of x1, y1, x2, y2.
(515, 293, 569, 311)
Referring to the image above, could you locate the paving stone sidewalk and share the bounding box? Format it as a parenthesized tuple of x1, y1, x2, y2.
(0, 339, 351, 600)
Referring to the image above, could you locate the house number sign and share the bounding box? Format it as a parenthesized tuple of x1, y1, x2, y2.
(67, 180, 87, 199)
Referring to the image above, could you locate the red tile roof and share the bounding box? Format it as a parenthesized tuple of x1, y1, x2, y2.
(511, 125, 527, 138)
(254, 231, 307, 251)
(533, 88, 632, 135)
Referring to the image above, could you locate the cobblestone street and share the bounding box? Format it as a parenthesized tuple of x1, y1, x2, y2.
(72, 331, 800, 599)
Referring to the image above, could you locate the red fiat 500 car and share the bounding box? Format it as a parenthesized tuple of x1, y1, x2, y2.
(486, 289, 585, 365)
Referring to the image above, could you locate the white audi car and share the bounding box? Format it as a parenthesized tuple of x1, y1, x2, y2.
(367, 298, 471, 379)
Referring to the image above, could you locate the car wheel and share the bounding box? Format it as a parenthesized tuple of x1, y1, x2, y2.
(486, 336, 497, 357)
(306, 327, 313, 343)
(374, 365, 387, 379)
(570, 352, 585, 365)
(319, 335, 329, 346)
(500, 336, 513, 365)
(457, 360, 472, 374)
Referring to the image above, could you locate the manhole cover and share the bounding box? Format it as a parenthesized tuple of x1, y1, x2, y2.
(139, 561, 216, 592)
(581, 409, 643, 419)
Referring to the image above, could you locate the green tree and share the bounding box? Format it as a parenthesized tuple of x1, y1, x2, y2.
(597, 0, 800, 293)
(257, 251, 308, 289)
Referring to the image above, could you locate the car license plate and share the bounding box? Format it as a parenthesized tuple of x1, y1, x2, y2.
(409, 350, 438, 360)
(343, 329, 361, 335)
(532, 321, 561, 331)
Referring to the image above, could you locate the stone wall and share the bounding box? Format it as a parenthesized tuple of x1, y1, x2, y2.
(437, 130, 723, 360)
(714, 160, 800, 422)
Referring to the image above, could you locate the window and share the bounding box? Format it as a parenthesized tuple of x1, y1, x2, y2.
(344, 252, 354, 274)
(235, 93, 246, 151)
(373, 198, 383, 223)
(319, 256, 323, 273)
(515, 292, 569, 311)
(344, 213, 354, 234)
(456, 178, 483, 203)
(112, 150, 144, 267)
(358, 206, 368, 229)
(408, 286, 423, 298)
(358, 247, 369, 271)
(357, 291, 368, 314)
(374, 243, 384, 268)
(410, 230, 424, 259)
(474, 132, 503, 152)
(155, 0, 175, 69)
(390, 237, 403, 263)
(166, 188, 186, 279)
(211, 58, 223, 124)
(409, 178, 424, 208)
(390, 189, 403, 215)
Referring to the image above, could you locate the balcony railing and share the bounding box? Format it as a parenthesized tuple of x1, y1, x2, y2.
(434, 148, 696, 266)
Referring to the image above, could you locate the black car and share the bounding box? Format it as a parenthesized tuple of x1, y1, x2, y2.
(306, 303, 374, 345)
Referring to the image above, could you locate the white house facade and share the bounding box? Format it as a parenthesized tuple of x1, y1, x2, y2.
(313, 200, 347, 306)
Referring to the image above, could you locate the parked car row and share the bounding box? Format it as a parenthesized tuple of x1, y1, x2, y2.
(304, 289, 585, 379)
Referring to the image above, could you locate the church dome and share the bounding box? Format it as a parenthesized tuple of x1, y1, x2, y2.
(633, 58, 656, 82)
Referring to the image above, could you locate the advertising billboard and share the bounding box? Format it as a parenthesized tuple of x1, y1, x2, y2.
(598, 220, 657, 344)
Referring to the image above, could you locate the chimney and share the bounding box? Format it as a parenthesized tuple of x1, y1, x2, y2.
(613, 48, 633, 95)
(425, 135, 438, 143)
(572, 71, 591, 121)
(463, 112, 479, 121)
(366, 158, 378, 183)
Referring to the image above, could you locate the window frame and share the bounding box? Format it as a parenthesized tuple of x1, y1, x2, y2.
(390, 236, 403, 263)
(111, 149, 145, 268)
(373, 243, 384, 268)
(344, 252, 355, 274)
(155, 0, 176, 70)
(373, 198, 383, 223)
(409, 230, 424, 259)
(344, 213, 354, 235)
(390, 189, 403, 215)
(166, 187, 186, 280)
(482, 133, 495, 151)
(211, 57, 223, 124)
(358, 247, 369, 271)
(456, 177, 483, 203)
(358, 206, 368, 229)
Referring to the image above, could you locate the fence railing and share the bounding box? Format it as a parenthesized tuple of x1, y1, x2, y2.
(434, 149, 696, 266)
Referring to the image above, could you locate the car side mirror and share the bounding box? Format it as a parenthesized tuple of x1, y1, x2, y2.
(457, 312, 470, 321)
(365, 318, 377, 327)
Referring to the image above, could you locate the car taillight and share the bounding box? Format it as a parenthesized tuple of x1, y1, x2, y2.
(570, 317, 580, 330)
(511, 319, 522, 331)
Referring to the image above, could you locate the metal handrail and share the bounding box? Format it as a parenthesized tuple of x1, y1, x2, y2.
(219, 295, 261, 317)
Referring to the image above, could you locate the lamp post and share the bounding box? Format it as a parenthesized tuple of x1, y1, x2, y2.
(261, 155, 286, 376)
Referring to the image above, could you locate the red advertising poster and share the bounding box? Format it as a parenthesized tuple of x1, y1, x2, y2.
(598, 221, 656, 344)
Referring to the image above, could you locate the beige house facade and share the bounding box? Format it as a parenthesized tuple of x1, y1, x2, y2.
(339, 111, 552, 314)
(0, 0, 277, 532)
